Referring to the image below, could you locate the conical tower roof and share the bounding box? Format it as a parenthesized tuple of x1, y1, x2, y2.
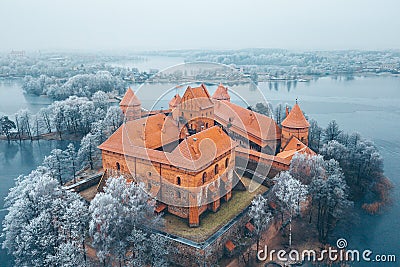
(120, 87, 141, 106)
(281, 103, 309, 128)
(212, 83, 230, 101)
(169, 94, 181, 108)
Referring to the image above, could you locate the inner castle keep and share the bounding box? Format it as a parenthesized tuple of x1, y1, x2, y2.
(98, 83, 314, 226)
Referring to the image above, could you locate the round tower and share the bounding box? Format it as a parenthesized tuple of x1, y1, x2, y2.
(212, 83, 230, 102)
(119, 87, 141, 122)
(280, 102, 310, 150)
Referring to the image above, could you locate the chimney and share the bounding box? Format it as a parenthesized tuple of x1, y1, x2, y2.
(248, 113, 255, 124)
(141, 123, 146, 140)
(286, 106, 289, 117)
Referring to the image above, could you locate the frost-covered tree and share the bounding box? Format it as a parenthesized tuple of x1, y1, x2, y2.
(64, 143, 78, 183)
(127, 227, 148, 267)
(43, 148, 66, 185)
(2, 167, 88, 266)
(308, 119, 323, 152)
(253, 102, 272, 116)
(51, 101, 65, 139)
(274, 103, 286, 125)
(15, 109, 32, 140)
(320, 133, 384, 198)
(78, 132, 99, 170)
(324, 120, 341, 142)
(91, 119, 107, 144)
(289, 153, 325, 185)
(248, 194, 272, 254)
(320, 140, 349, 166)
(92, 90, 109, 111)
(148, 233, 173, 267)
(309, 159, 352, 242)
(89, 176, 160, 266)
(105, 106, 123, 132)
(32, 114, 45, 137)
(0, 116, 16, 142)
(274, 171, 308, 247)
(52, 242, 86, 267)
(38, 107, 52, 133)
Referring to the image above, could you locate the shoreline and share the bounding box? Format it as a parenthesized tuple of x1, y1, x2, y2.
(0, 132, 84, 142)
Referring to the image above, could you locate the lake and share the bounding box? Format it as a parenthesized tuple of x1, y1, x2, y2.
(0, 67, 399, 265)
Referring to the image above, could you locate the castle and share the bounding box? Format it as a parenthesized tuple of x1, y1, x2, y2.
(98, 83, 314, 227)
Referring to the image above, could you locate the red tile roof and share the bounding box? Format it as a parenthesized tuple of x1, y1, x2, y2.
(181, 84, 214, 108)
(225, 240, 236, 252)
(98, 119, 236, 171)
(276, 136, 315, 161)
(169, 94, 181, 108)
(172, 126, 236, 170)
(120, 87, 141, 106)
(245, 222, 255, 232)
(214, 100, 281, 147)
(212, 83, 230, 101)
(281, 103, 309, 129)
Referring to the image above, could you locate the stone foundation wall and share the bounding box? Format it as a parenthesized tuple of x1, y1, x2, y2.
(165, 205, 251, 266)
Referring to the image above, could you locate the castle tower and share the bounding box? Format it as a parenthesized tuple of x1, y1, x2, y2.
(212, 83, 230, 102)
(119, 87, 141, 122)
(179, 84, 214, 133)
(169, 93, 181, 110)
(280, 102, 310, 150)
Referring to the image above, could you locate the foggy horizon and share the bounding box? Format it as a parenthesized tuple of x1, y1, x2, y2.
(1, 0, 400, 52)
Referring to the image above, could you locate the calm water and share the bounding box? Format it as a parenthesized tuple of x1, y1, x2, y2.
(0, 73, 399, 266)
(0, 79, 53, 117)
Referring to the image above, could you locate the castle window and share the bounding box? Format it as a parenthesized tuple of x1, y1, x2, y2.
(190, 113, 192, 118)
(206, 123, 209, 128)
(148, 172, 152, 177)
(182, 112, 184, 117)
(177, 191, 181, 198)
(225, 158, 229, 168)
(116, 162, 120, 171)
(215, 164, 219, 175)
(202, 172, 207, 184)
(177, 176, 181, 186)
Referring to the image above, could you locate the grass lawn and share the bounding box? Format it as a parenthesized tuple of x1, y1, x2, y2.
(162, 177, 268, 242)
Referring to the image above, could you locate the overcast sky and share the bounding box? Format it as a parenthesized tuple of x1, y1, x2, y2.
(1, 0, 399, 52)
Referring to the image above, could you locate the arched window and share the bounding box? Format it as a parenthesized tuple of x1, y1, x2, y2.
(177, 191, 181, 198)
(202, 172, 207, 184)
(116, 162, 120, 171)
(215, 164, 219, 175)
(177, 176, 181, 186)
(148, 172, 152, 177)
(206, 123, 209, 128)
(225, 158, 229, 168)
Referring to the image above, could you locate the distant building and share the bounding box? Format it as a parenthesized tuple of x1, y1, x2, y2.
(9, 50, 25, 57)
